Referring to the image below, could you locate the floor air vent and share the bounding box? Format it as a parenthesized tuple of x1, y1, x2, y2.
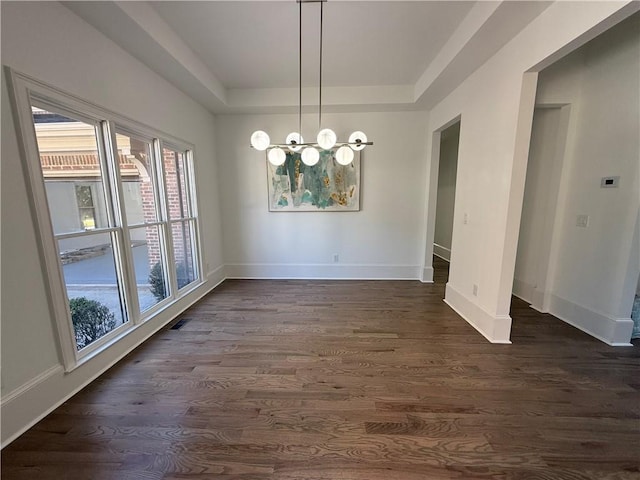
(171, 319, 190, 330)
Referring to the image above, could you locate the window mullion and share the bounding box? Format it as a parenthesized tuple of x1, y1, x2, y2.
(102, 121, 140, 323)
(187, 219, 201, 282)
(185, 150, 204, 281)
(185, 150, 199, 219)
(154, 138, 177, 299)
(54, 227, 119, 241)
(126, 220, 167, 230)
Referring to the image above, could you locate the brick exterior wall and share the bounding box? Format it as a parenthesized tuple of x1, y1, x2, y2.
(139, 155, 160, 268)
(162, 149, 195, 282)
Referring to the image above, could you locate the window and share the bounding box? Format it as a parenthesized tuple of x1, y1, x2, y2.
(75, 185, 97, 230)
(163, 147, 199, 290)
(10, 72, 203, 369)
(32, 108, 127, 351)
(114, 131, 170, 314)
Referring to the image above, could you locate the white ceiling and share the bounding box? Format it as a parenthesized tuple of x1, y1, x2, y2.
(64, 1, 553, 113)
(151, 1, 475, 89)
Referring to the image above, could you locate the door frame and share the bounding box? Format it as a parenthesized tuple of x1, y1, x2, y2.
(421, 115, 461, 283)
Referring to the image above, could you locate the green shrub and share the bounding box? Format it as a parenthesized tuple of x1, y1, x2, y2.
(149, 262, 168, 301)
(69, 297, 116, 350)
(149, 262, 191, 301)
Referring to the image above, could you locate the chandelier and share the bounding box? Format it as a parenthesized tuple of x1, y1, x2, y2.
(250, 0, 372, 166)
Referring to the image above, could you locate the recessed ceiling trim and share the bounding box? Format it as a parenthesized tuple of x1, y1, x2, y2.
(227, 85, 415, 110)
(114, 1, 227, 104)
(63, 1, 572, 115)
(414, 1, 501, 101)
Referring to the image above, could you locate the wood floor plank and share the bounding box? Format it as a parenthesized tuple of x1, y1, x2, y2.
(2, 257, 639, 479)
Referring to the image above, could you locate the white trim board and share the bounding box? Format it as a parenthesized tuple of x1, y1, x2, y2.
(548, 294, 633, 346)
(512, 279, 548, 314)
(421, 266, 434, 283)
(0, 273, 224, 448)
(225, 263, 421, 280)
(444, 283, 512, 344)
(511, 279, 634, 346)
(433, 244, 451, 262)
(0, 365, 64, 407)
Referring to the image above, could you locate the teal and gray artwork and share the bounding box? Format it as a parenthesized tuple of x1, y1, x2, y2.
(267, 149, 360, 211)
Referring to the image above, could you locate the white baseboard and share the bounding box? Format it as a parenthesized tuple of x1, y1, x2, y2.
(548, 294, 633, 346)
(1, 273, 224, 448)
(225, 263, 421, 280)
(421, 266, 434, 283)
(207, 264, 226, 286)
(444, 283, 512, 344)
(512, 279, 548, 311)
(0, 365, 63, 407)
(433, 244, 451, 262)
(512, 278, 533, 304)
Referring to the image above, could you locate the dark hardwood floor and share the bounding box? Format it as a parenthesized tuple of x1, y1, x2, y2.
(2, 257, 639, 479)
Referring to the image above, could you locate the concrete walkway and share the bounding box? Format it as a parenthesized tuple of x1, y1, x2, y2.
(63, 244, 152, 284)
(64, 245, 159, 318)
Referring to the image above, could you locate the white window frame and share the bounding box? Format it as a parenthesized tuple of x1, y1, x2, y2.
(6, 68, 205, 371)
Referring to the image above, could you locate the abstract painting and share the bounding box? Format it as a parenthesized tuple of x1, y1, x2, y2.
(267, 149, 360, 211)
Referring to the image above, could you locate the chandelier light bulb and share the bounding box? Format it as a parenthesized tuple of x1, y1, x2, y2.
(301, 147, 320, 166)
(286, 132, 304, 152)
(250, 130, 270, 151)
(335, 145, 354, 165)
(250, 4, 372, 162)
(349, 131, 367, 151)
(317, 128, 337, 150)
(268, 147, 286, 166)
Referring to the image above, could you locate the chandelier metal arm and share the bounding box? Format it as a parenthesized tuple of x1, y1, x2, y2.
(251, 141, 374, 149)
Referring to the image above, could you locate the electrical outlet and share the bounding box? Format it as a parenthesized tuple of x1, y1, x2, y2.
(463, 213, 468, 225)
(473, 284, 478, 296)
(333, 253, 339, 263)
(576, 215, 589, 228)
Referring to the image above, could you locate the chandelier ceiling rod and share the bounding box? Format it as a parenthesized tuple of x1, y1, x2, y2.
(298, 0, 302, 145)
(319, 0, 323, 131)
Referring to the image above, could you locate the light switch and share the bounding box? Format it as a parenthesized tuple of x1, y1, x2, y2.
(576, 214, 589, 228)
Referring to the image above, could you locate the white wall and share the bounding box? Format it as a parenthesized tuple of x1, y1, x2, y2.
(216, 111, 429, 279)
(434, 122, 459, 261)
(421, 1, 637, 343)
(533, 13, 639, 344)
(1, 1, 224, 445)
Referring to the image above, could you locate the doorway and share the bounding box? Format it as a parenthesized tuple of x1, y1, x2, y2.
(433, 120, 460, 285)
(513, 106, 568, 311)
